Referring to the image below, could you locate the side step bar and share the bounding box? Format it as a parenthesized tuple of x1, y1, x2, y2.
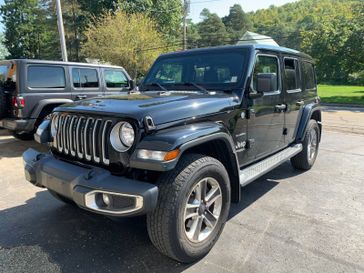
(239, 144, 303, 187)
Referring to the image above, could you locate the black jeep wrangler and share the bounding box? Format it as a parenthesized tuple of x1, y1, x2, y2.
(0, 59, 132, 139)
(23, 44, 322, 263)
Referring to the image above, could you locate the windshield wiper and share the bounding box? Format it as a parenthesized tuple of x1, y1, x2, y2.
(143, 82, 168, 91)
(180, 82, 209, 94)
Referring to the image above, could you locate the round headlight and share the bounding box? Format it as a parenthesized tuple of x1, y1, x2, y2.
(110, 121, 135, 152)
(51, 115, 59, 137)
(120, 122, 135, 147)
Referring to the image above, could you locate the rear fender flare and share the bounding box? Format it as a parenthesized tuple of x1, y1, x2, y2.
(30, 99, 73, 119)
(295, 103, 322, 142)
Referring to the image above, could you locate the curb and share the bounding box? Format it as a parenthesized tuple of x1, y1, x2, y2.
(321, 103, 364, 109)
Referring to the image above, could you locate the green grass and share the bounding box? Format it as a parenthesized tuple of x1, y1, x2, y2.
(317, 84, 364, 105)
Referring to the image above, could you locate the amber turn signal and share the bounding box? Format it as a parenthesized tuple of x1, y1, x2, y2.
(164, 149, 180, 161)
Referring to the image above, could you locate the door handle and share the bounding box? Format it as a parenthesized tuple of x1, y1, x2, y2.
(296, 100, 304, 106)
(275, 104, 287, 112)
(76, 95, 87, 100)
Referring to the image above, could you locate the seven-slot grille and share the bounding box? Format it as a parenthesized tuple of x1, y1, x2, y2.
(53, 114, 113, 165)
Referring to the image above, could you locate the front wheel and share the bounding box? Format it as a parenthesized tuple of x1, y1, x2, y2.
(147, 154, 231, 263)
(291, 119, 320, 170)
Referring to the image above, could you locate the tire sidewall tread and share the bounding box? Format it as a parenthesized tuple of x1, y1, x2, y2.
(147, 153, 231, 263)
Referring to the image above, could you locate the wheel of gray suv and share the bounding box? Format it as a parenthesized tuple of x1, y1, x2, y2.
(11, 131, 34, 141)
(48, 190, 76, 206)
(0, 87, 7, 119)
(147, 153, 231, 263)
(291, 119, 320, 170)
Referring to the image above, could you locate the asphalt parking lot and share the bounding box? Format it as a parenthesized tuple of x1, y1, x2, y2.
(0, 108, 363, 273)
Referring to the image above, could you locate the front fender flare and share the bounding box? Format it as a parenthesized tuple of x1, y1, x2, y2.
(129, 122, 238, 172)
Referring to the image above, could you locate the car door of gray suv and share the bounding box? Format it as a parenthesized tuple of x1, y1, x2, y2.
(70, 67, 103, 101)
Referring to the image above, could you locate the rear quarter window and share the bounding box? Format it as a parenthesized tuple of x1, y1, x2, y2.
(301, 61, 316, 90)
(28, 66, 66, 88)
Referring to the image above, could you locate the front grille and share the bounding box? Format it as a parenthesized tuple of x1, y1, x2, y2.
(53, 114, 113, 165)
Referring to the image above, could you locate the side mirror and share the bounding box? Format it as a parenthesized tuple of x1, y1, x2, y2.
(249, 73, 277, 99)
(129, 79, 136, 90)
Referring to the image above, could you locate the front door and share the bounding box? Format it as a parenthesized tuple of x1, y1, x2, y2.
(247, 54, 286, 162)
(102, 68, 130, 96)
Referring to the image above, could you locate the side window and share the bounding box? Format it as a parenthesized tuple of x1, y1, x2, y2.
(28, 66, 65, 88)
(284, 58, 301, 91)
(252, 55, 280, 93)
(104, 69, 128, 88)
(302, 62, 316, 90)
(72, 68, 99, 88)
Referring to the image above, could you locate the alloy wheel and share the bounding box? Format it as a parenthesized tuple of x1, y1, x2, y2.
(183, 177, 222, 243)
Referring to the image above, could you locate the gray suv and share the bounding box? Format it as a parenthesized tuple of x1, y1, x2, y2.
(0, 59, 133, 139)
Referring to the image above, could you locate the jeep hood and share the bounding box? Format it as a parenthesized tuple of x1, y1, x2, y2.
(55, 92, 236, 126)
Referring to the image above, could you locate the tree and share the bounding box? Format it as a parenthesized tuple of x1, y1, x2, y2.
(0, 33, 9, 59)
(81, 11, 168, 78)
(0, 0, 44, 58)
(249, 0, 364, 84)
(222, 4, 252, 43)
(197, 9, 229, 47)
(117, 0, 183, 41)
(186, 19, 200, 49)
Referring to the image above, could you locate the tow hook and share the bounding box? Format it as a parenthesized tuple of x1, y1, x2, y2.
(84, 170, 95, 180)
(35, 153, 45, 162)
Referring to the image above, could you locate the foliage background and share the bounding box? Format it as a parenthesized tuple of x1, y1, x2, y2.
(0, 0, 363, 84)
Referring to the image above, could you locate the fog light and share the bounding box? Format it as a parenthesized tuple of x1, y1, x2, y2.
(102, 193, 111, 206)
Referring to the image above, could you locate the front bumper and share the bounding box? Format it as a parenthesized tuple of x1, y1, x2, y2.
(23, 148, 158, 217)
(0, 118, 36, 132)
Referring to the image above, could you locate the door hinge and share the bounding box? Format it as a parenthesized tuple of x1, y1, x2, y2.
(283, 128, 288, 135)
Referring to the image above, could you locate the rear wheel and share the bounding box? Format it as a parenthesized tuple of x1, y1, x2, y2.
(291, 119, 320, 170)
(11, 131, 34, 141)
(0, 88, 7, 119)
(147, 154, 231, 263)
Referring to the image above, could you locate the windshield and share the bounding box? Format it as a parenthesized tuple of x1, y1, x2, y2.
(142, 50, 249, 91)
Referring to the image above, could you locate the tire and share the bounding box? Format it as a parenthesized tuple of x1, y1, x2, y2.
(291, 119, 320, 170)
(48, 190, 76, 205)
(147, 153, 231, 263)
(11, 131, 34, 141)
(0, 88, 7, 119)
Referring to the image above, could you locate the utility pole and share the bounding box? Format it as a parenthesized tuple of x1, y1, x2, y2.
(183, 0, 190, 50)
(56, 0, 68, 62)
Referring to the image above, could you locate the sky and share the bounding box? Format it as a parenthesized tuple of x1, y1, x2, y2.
(0, 0, 298, 31)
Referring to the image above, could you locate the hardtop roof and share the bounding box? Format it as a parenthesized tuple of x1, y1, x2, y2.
(0, 59, 126, 70)
(159, 44, 313, 61)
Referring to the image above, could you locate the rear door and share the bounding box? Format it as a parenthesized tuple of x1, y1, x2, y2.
(247, 53, 286, 161)
(102, 68, 130, 96)
(283, 57, 304, 144)
(71, 67, 102, 101)
(22, 64, 70, 118)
